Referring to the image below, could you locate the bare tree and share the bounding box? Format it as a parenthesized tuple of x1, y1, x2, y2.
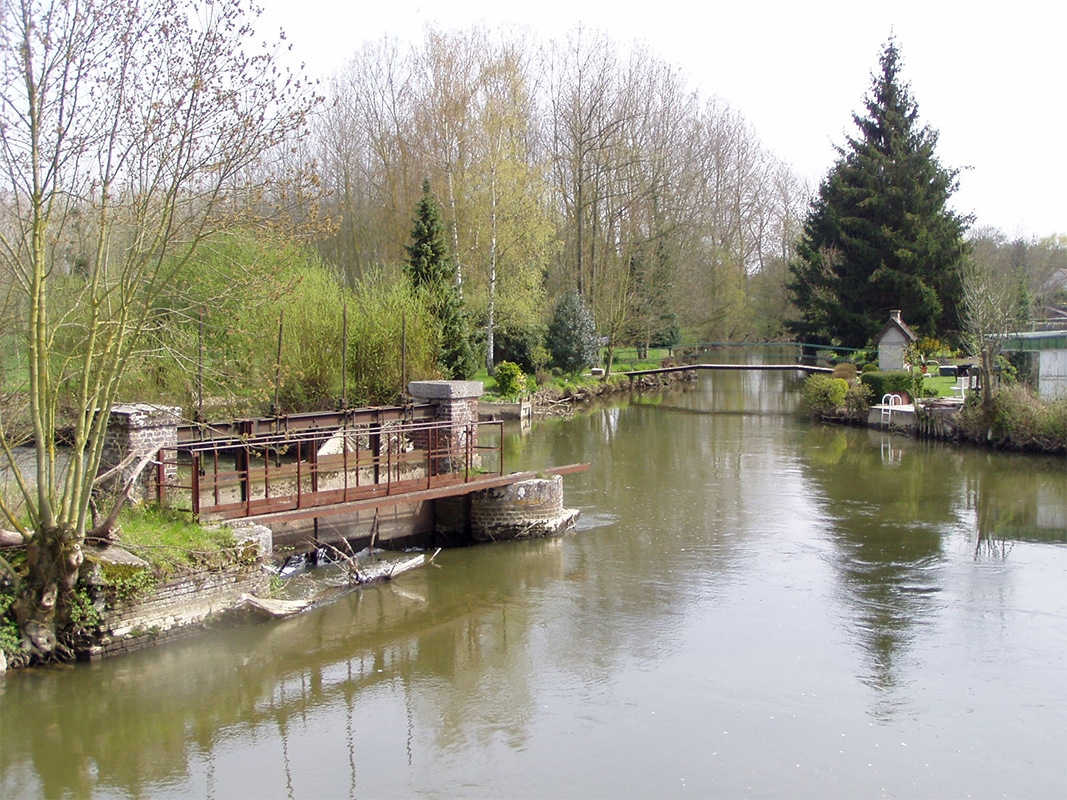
(0, 0, 315, 659)
(961, 229, 1031, 413)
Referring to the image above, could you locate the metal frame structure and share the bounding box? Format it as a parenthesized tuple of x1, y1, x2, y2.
(156, 416, 504, 521)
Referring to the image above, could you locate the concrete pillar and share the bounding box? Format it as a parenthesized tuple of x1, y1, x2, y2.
(408, 381, 483, 472)
(100, 404, 181, 501)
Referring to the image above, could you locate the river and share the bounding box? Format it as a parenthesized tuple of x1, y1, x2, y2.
(2, 363, 1065, 799)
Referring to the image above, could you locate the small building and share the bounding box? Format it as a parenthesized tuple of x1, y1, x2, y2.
(873, 310, 918, 371)
(1000, 330, 1067, 399)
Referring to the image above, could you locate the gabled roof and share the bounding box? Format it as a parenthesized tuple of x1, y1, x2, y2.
(873, 311, 918, 345)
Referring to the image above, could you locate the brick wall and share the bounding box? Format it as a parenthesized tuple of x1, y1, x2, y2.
(80, 521, 273, 661)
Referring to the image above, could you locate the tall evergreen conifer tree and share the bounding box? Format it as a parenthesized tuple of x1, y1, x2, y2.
(405, 180, 477, 379)
(786, 39, 968, 349)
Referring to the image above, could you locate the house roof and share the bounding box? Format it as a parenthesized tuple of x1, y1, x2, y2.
(1000, 330, 1067, 351)
(873, 314, 918, 346)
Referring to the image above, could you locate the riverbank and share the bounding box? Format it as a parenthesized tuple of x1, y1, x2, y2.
(823, 385, 1066, 455)
(532, 369, 698, 415)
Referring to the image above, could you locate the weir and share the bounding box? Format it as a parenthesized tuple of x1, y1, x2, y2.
(103, 381, 586, 555)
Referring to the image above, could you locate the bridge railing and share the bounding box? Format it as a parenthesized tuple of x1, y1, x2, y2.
(155, 418, 504, 520)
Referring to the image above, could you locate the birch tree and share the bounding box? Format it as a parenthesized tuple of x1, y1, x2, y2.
(0, 0, 314, 660)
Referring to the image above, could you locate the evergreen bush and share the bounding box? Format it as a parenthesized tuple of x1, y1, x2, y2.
(546, 291, 599, 374)
(861, 370, 920, 401)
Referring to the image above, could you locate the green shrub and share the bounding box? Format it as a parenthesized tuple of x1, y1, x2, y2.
(803, 375, 849, 415)
(962, 385, 1067, 452)
(0, 589, 21, 662)
(493, 323, 546, 374)
(347, 275, 439, 405)
(492, 361, 527, 400)
(69, 586, 102, 629)
(845, 381, 874, 415)
(861, 362, 879, 374)
(860, 370, 925, 401)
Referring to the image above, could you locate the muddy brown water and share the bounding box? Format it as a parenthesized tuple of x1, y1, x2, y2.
(2, 363, 1065, 799)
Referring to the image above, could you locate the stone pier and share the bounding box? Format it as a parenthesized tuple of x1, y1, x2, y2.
(408, 380, 483, 472)
(100, 404, 181, 500)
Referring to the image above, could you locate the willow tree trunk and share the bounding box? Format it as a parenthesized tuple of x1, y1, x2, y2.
(14, 525, 84, 659)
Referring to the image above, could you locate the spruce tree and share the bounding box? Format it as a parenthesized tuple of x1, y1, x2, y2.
(546, 291, 600, 374)
(786, 39, 969, 349)
(405, 180, 477, 379)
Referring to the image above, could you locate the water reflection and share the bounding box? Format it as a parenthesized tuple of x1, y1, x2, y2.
(798, 424, 1065, 703)
(2, 362, 1064, 799)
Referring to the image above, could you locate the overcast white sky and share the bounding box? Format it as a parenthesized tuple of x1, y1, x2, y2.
(258, 0, 1065, 239)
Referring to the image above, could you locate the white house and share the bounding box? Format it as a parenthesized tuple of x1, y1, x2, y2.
(873, 310, 918, 371)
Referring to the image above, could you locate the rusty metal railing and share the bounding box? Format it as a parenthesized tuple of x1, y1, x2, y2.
(155, 418, 504, 520)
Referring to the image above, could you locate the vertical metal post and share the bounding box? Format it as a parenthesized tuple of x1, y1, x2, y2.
(341, 301, 348, 410)
(191, 452, 200, 517)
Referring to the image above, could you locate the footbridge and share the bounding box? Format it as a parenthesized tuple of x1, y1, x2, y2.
(623, 363, 833, 377)
(155, 412, 584, 524)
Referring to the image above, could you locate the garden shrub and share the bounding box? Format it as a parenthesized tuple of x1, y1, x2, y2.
(860, 370, 926, 401)
(802, 375, 849, 415)
(959, 385, 1067, 452)
(493, 323, 545, 374)
(492, 361, 527, 400)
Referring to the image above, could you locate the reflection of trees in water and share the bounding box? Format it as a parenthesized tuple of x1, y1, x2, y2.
(803, 427, 1065, 708)
(0, 541, 566, 798)
(963, 461, 1067, 559)
(803, 428, 952, 696)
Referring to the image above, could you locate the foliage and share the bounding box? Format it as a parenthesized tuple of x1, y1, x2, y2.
(492, 321, 547, 374)
(98, 564, 159, 605)
(831, 363, 859, 382)
(960, 228, 1035, 414)
(318, 28, 807, 365)
(492, 362, 527, 400)
(860, 370, 929, 400)
(957, 386, 1067, 453)
(844, 381, 874, 416)
(0, 0, 315, 660)
(406, 181, 478, 379)
(786, 39, 968, 349)
(546, 291, 600, 374)
(68, 586, 102, 629)
(123, 231, 344, 416)
(0, 588, 21, 662)
(347, 275, 440, 405)
(802, 375, 849, 415)
(116, 506, 239, 570)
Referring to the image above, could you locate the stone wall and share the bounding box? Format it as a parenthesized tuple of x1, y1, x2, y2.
(79, 522, 273, 661)
(84, 565, 270, 660)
